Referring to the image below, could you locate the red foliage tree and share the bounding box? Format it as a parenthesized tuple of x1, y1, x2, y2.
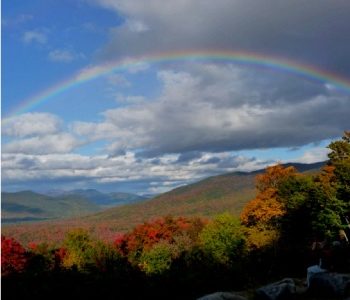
(114, 216, 205, 257)
(1, 235, 28, 276)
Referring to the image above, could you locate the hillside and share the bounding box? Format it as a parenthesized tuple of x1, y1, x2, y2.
(84, 161, 325, 230)
(44, 189, 146, 207)
(1, 191, 100, 223)
(2, 189, 147, 224)
(2, 161, 325, 244)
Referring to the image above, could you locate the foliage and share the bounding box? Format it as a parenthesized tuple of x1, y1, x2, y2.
(115, 216, 205, 264)
(244, 227, 279, 250)
(62, 229, 94, 271)
(255, 164, 297, 192)
(139, 241, 174, 275)
(88, 240, 124, 273)
(1, 235, 28, 276)
(328, 131, 350, 210)
(200, 213, 246, 265)
(241, 164, 297, 231)
(240, 187, 285, 228)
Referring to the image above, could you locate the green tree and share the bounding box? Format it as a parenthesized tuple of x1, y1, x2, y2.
(328, 131, 350, 209)
(200, 213, 246, 265)
(139, 242, 174, 275)
(62, 229, 94, 271)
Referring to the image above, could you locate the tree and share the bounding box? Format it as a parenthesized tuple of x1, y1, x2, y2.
(1, 235, 28, 276)
(62, 229, 94, 271)
(200, 213, 246, 265)
(115, 216, 205, 264)
(328, 131, 350, 210)
(241, 164, 297, 229)
(139, 242, 174, 275)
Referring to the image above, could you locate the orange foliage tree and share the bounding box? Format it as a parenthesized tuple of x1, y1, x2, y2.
(241, 164, 297, 229)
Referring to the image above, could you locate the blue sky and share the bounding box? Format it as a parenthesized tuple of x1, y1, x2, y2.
(2, 0, 350, 194)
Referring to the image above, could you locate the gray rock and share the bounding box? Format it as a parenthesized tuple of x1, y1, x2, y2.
(308, 272, 350, 297)
(255, 278, 296, 300)
(197, 291, 247, 300)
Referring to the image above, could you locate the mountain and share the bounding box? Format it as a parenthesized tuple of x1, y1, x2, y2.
(85, 161, 325, 230)
(2, 162, 326, 243)
(1, 191, 100, 223)
(2, 189, 147, 224)
(44, 189, 146, 207)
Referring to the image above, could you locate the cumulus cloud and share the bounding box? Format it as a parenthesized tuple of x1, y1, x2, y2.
(2, 113, 62, 137)
(2, 133, 81, 155)
(1, 150, 272, 193)
(292, 147, 331, 164)
(72, 64, 349, 157)
(2, 113, 82, 155)
(22, 30, 47, 44)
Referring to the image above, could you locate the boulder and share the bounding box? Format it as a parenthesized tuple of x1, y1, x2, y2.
(255, 278, 296, 300)
(308, 272, 350, 298)
(197, 291, 248, 300)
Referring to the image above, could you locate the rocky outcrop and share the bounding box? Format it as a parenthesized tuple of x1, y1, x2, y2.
(255, 278, 296, 300)
(308, 272, 350, 298)
(197, 291, 248, 300)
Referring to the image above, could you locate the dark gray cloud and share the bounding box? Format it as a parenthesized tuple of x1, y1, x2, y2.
(176, 151, 203, 163)
(94, 0, 350, 77)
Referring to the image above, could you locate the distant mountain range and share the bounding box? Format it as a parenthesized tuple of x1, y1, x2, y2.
(2, 161, 326, 243)
(1, 189, 146, 224)
(84, 161, 325, 230)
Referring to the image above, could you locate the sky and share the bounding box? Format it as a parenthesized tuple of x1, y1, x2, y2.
(2, 0, 350, 194)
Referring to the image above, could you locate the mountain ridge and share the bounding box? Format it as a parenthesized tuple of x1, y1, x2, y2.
(1, 189, 147, 224)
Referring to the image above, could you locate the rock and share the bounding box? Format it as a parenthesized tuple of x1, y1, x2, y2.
(308, 272, 350, 298)
(255, 278, 296, 300)
(197, 291, 248, 300)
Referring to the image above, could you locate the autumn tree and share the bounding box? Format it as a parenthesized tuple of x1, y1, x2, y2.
(1, 235, 28, 276)
(114, 216, 206, 265)
(241, 164, 297, 229)
(62, 229, 94, 270)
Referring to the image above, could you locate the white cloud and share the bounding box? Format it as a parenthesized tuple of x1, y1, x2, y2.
(2, 113, 62, 137)
(2, 133, 81, 155)
(292, 147, 331, 164)
(22, 30, 47, 44)
(1, 150, 271, 192)
(48, 49, 84, 63)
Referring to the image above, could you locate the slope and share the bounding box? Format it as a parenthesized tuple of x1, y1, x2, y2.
(1, 191, 100, 223)
(2, 162, 325, 244)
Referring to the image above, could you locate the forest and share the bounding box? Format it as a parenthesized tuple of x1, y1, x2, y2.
(2, 132, 350, 300)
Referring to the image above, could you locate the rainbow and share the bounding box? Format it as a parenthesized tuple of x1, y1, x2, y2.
(4, 50, 350, 120)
